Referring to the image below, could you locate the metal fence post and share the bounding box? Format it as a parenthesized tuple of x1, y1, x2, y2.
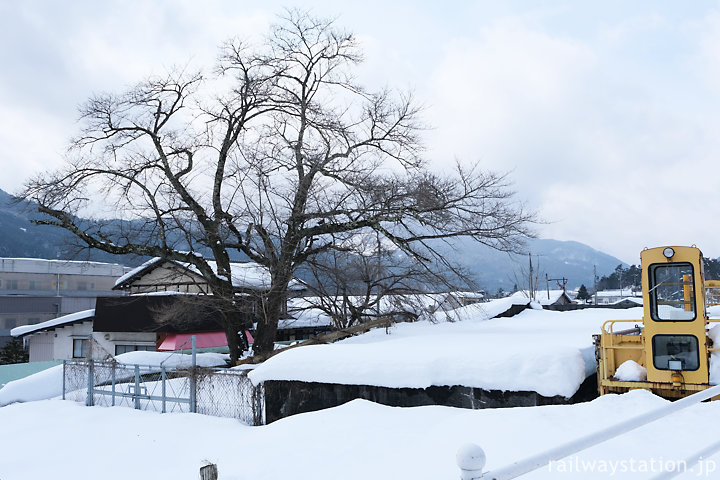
(86, 360, 94, 407)
(189, 335, 197, 413)
(62, 360, 66, 400)
(161, 365, 167, 413)
(457, 444, 486, 480)
(111, 362, 116, 406)
(134, 364, 141, 410)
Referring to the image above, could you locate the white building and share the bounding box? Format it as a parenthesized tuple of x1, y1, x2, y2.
(11, 310, 155, 362)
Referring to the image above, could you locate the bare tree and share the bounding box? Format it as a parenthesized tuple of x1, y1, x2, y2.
(22, 10, 534, 359)
(297, 233, 470, 329)
(511, 253, 543, 301)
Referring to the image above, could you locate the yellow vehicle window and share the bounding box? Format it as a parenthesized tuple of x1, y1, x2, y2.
(649, 263, 696, 321)
(651, 334, 700, 371)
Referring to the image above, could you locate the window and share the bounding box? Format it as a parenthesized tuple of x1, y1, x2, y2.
(73, 339, 89, 358)
(28, 280, 42, 290)
(652, 334, 700, 371)
(76, 281, 88, 291)
(649, 263, 696, 321)
(115, 344, 154, 356)
(6, 279, 18, 290)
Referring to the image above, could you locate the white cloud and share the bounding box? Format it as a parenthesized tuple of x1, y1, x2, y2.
(3, 1, 720, 261)
(422, 12, 720, 260)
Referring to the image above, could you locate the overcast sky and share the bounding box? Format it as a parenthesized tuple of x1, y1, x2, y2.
(2, 1, 720, 264)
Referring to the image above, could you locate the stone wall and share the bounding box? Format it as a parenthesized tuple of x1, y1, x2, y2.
(264, 374, 598, 423)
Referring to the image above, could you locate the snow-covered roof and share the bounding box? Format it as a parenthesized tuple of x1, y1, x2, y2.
(11, 309, 95, 337)
(449, 291, 485, 299)
(595, 288, 641, 298)
(510, 289, 570, 306)
(249, 305, 645, 398)
(115, 257, 303, 291)
(609, 296, 643, 305)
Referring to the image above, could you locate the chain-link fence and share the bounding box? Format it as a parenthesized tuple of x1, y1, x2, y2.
(62, 360, 264, 425)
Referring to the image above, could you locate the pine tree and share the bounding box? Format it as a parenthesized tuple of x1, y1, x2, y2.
(0, 338, 28, 365)
(576, 284, 591, 303)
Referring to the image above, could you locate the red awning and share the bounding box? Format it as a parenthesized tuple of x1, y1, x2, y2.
(157, 331, 254, 351)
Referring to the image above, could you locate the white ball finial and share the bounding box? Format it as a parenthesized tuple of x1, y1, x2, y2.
(457, 443, 486, 479)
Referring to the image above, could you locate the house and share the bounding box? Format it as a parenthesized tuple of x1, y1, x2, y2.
(510, 289, 573, 307)
(593, 288, 642, 305)
(12, 257, 303, 360)
(11, 309, 156, 362)
(432, 291, 485, 312)
(112, 256, 305, 344)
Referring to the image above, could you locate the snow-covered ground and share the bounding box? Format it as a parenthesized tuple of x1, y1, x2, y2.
(3, 303, 720, 479)
(251, 304, 644, 398)
(0, 351, 228, 407)
(1, 390, 720, 479)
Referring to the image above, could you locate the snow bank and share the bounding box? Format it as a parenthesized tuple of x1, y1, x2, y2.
(433, 295, 531, 322)
(250, 307, 644, 398)
(2, 389, 719, 480)
(614, 360, 647, 381)
(0, 364, 64, 407)
(0, 352, 228, 407)
(114, 351, 229, 368)
(251, 340, 587, 398)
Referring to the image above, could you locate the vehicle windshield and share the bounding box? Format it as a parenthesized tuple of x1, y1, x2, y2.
(649, 263, 695, 321)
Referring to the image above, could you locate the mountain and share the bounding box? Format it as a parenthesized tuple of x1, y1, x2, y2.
(0, 188, 626, 288)
(0, 189, 146, 265)
(448, 237, 628, 292)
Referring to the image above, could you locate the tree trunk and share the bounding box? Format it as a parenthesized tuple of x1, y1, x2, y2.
(224, 308, 250, 364)
(253, 285, 286, 354)
(225, 321, 240, 364)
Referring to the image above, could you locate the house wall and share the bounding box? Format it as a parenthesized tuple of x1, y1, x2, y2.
(26, 322, 156, 361)
(52, 322, 93, 361)
(92, 331, 157, 357)
(28, 331, 54, 362)
(127, 264, 209, 294)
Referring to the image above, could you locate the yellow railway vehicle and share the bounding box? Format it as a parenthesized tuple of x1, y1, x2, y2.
(595, 246, 720, 399)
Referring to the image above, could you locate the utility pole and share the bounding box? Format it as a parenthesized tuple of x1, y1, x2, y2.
(528, 254, 534, 301)
(593, 265, 598, 305)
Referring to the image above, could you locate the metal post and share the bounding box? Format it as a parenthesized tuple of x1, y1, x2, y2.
(457, 444, 486, 480)
(189, 335, 197, 413)
(62, 360, 66, 400)
(161, 365, 167, 413)
(192, 334, 197, 366)
(86, 360, 94, 407)
(134, 365, 140, 410)
(111, 363, 116, 406)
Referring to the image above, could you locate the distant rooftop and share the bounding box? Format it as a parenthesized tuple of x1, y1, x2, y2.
(0, 258, 131, 276)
